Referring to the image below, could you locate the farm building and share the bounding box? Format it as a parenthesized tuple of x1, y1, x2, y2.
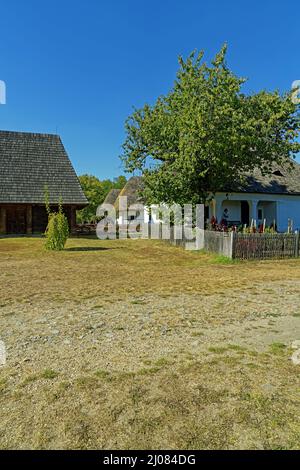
(102, 188, 121, 206)
(0, 130, 87, 234)
(107, 160, 300, 232)
(104, 177, 162, 226)
(210, 160, 300, 232)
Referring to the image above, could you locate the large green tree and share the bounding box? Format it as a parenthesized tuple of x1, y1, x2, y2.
(122, 45, 300, 205)
(77, 174, 126, 223)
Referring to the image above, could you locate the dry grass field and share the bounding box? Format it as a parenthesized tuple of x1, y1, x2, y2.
(0, 237, 300, 449)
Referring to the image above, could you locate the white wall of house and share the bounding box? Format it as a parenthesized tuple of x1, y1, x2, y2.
(257, 201, 276, 226)
(118, 206, 161, 225)
(221, 200, 241, 222)
(276, 199, 300, 231)
(115, 192, 300, 233)
(210, 192, 300, 232)
(118, 204, 181, 226)
(117, 209, 146, 225)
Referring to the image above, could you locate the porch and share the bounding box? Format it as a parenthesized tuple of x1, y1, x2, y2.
(208, 195, 277, 228)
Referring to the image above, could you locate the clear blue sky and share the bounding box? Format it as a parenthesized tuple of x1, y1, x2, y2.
(0, 0, 299, 179)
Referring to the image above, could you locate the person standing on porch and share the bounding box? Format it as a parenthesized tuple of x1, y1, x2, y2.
(222, 208, 229, 227)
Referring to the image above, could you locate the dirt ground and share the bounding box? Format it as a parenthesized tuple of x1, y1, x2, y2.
(0, 237, 300, 449)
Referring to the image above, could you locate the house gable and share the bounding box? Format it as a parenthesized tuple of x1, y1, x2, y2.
(0, 130, 87, 205)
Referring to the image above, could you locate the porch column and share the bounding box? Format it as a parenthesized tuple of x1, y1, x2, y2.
(250, 200, 258, 225)
(26, 205, 32, 234)
(214, 197, 223, 223)
(275, 202, 281, 231)
(0, 207, 6, 234)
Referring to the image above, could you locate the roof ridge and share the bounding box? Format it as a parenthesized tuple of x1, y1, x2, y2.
(0, 130, 60, 139)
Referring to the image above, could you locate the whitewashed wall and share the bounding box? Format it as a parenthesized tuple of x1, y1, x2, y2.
(213, 192, 300, 232)
(277, 199, 300, 232)
(221, 200, 241, 221)
(117, 193, 300, 233)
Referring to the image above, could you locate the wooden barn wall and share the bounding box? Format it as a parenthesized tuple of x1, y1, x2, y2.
(0, 204, 77, 234)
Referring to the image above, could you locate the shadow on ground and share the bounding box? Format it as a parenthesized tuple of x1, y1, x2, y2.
(64, 247, 111, 252)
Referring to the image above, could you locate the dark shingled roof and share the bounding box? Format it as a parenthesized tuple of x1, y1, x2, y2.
(0, 130, 88, 205)
(225, 159, 300, 195)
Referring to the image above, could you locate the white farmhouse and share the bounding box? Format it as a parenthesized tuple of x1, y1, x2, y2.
(103, 159, 300, 233)
(209, 160, 300, 232)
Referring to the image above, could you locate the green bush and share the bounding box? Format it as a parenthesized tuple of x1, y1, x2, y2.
(45, 201, 69, 251)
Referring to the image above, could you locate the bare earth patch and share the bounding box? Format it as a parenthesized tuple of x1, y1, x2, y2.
(0, 237, 300, 449)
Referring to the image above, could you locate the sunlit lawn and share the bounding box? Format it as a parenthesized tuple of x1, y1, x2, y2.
(0, 237, 300, 449)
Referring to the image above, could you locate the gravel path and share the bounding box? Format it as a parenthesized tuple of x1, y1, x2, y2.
(1, 279, 300, 376)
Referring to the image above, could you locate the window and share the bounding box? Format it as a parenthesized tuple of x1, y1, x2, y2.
(258, 209, 263, 220)
(272, 170, 284, 177)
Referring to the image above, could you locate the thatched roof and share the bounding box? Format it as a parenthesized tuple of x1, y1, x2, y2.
(114, 176, 144, 208)
(107, 159, 300, 210)
(226, 159, 300, 195)
(103, 188, 121, 205)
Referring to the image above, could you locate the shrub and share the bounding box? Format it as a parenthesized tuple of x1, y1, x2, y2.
(45, 200, 69, 251)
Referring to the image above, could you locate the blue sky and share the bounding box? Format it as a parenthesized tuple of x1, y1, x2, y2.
(0, 0, 299, 179)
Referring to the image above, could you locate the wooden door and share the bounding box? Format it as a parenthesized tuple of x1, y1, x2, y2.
(6, 206, 27, 234)
(241, 201, 249, 226)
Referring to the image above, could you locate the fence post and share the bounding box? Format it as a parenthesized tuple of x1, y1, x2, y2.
(229, 231, 235, 259)
(295, 231, 299, 258)
(196, 228, 205, 250)
(159, 222, 162, 240)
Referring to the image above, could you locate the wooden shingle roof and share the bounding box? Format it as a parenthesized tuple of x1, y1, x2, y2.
(0, 130, 87, 205)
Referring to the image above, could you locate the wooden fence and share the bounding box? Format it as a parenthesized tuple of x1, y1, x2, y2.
(160, 225, 300, 260)
(97, 221, 300, 260)
(232, 232, 298, 260)
(203, 230, 233, 258)
(159, 224, 197, 249)
(202, 231, 299, 260)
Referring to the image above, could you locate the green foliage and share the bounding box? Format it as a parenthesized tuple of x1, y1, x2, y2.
(44, 184, 51, 215)
(45, 200, 69, 251)
(209, 254, 240, 265)
(263, 226, 276, 234)
(40, 369, 59, 380)
(77, 174, 127, 223)
(122, 45, 300, 205)
(269, 342, 287, 355)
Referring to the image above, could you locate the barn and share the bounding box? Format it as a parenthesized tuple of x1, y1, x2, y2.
(0, 130, 87, 235)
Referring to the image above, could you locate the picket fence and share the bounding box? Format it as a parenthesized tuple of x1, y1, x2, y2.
(162, 225, 299, 260)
